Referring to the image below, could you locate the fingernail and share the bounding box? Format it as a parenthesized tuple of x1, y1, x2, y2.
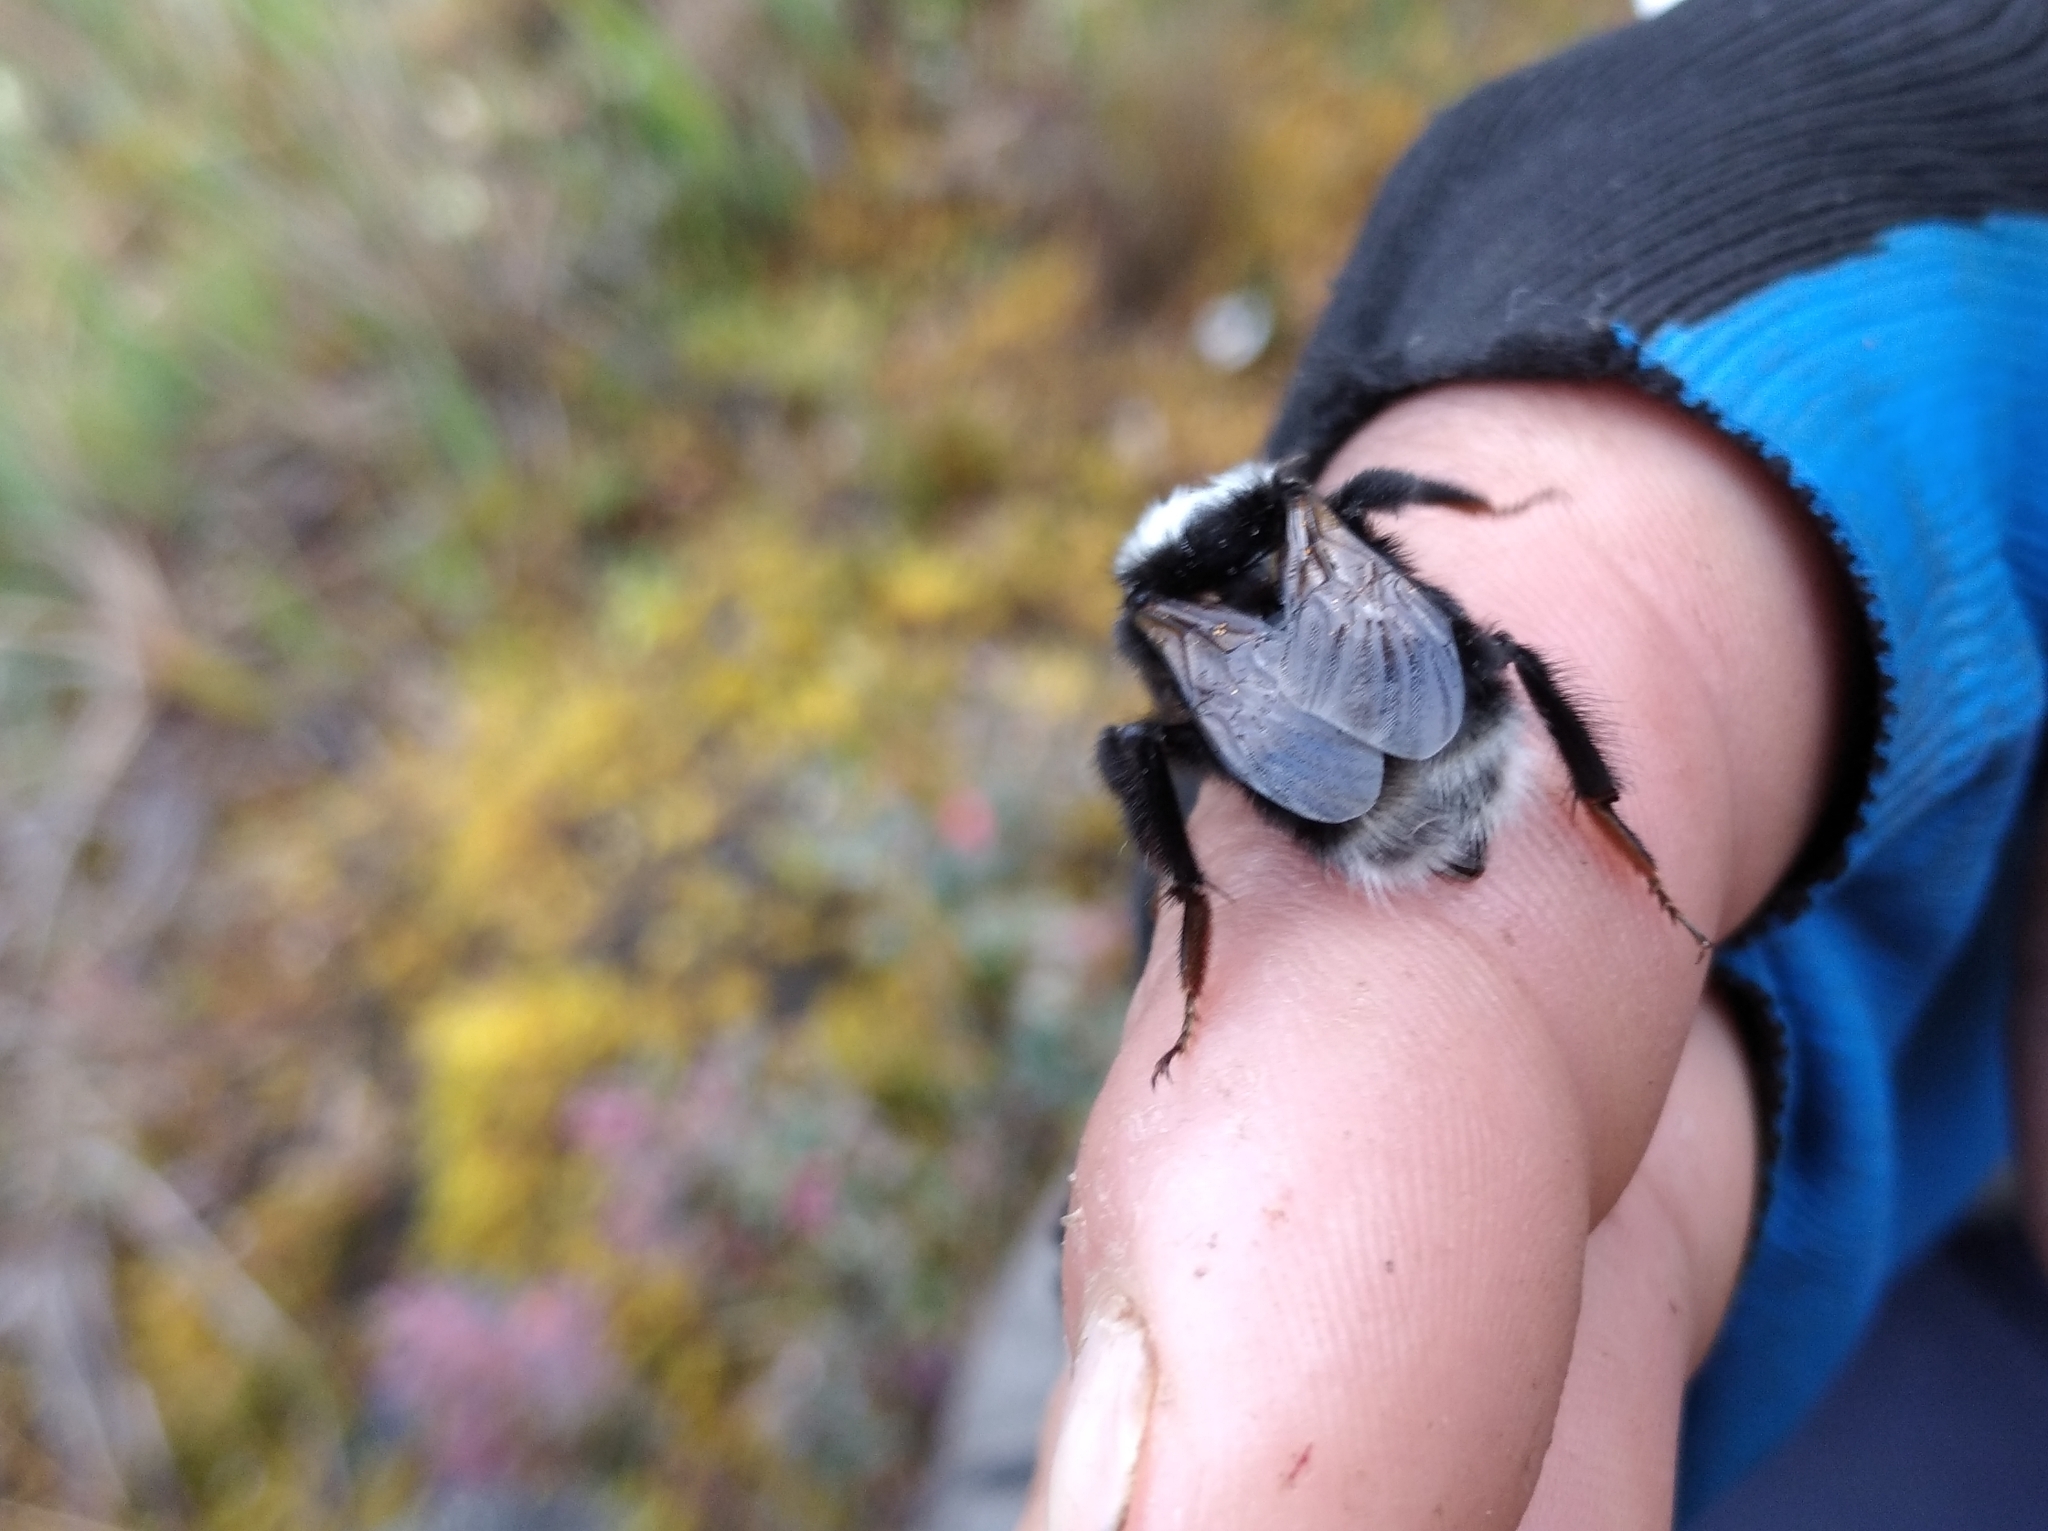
(1048, 1301, 1155, 1531)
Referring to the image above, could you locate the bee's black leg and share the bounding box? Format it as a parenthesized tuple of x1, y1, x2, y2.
(1096, 722, 1212, 1084)
(1328, 468, 1491, 519)
(1504, 640, 1713, 954)
(1327, 468, 1561, 524)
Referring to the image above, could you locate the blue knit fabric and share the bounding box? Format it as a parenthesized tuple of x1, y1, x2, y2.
(1630, 214, 2048, 1513)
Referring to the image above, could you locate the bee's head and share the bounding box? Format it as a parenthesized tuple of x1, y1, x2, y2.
(1112, 460, 1309, 614)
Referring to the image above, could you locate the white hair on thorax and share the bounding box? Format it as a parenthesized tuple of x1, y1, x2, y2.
(1112, 461, 1276, 578)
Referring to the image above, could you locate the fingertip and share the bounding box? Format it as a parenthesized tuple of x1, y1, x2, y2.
(1047, 1301, 1155, 1531)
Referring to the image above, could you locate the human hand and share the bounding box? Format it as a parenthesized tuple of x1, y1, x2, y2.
(1016, 381, 1850, 1530)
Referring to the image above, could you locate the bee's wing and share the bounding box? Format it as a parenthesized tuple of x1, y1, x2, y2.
(1136, 601, 1385, 824)
(1278, 499, 1464, 761)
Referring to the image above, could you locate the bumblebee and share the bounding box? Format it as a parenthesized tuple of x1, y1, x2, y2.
(1098, 462, 1710, 1082)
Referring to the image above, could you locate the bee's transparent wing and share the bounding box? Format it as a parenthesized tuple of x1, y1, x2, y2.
(1136, 601, 1385, 824)
(1279, 498, 1464, 761)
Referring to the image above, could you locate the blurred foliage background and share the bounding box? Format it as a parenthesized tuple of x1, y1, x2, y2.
(0, 0, 1616, 1526)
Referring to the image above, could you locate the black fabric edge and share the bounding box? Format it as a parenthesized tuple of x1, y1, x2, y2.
(1270, 329, 1653, 484)
(1627, 360, 1891, 938)
(1710, 967, 1791, 1260)
(1265, 332, 1893, 934)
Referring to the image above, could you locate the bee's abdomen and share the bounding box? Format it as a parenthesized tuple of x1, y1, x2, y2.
(1320, 678, 1527, 894)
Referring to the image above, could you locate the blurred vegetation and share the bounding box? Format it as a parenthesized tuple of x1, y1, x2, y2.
(0, 0, 1617, 1526)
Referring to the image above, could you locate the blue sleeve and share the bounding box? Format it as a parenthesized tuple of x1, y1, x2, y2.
(1645, 214, 2048, 1514)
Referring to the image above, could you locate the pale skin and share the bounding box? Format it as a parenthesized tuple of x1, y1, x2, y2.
(1015, 380, 1855, 1530)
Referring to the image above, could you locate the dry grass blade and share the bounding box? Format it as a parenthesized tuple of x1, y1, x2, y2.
(0, 534, 166, 1520)
(84, 1138, 347, 1493)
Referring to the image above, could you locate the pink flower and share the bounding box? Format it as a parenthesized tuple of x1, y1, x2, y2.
(936, 788, 998, 856)
(505, 1284, 620, 1434)
(561, 1084, 656, 1163)
(781, 1158, 838, 1237)
(370, 1279, 621, 1484)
